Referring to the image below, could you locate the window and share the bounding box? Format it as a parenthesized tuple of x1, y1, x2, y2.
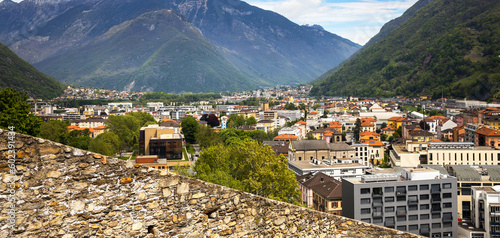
(397, 196, 406, 202)
(420, 194, 429, 200)
(409, 225, 418, 230)
(443, 212, 453, 222)
(420, 184, 429, 190)
(443, 183, 451, 189)
(432, 233, 442, 238)
(385, 206, 394, 212)
(373, 187, 383, 196)
(420, 214, 429, 220)
(298, 157, 302, 161)
(385, 197, 394, 203)
(443, 232, 452, 237)
(408, 185, 417, 191)
(443, 202, 452, 208)
(408, 205, 418, 211)
(385, 187, 394, 193)
(397, 215, 406, 222)
(432, 213, 441, 219)
(373, 217, 383, 224)
(443, 193, 452, 199)
(361, 208, 371, 214)
(397, 225, 407, 231)
(432, 223, 441, 229)
(361, 198, 371, 204)
(361, 218, 371, 223)
(361, 188, 370, 194)
(396, 186, 406, 195)
(408, 195, 418, 204)
(420, 204, 430, 210)
(409, 215, 418, 221)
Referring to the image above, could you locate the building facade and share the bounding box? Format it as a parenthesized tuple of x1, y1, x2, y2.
(342, 168, 458, 237)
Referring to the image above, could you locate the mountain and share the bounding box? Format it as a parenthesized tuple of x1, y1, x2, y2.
(35, 9, 255, 93)
(312, 0, 435, 83)
(311, 0, 500, 100)
(0, 42, 64, 99)
(0, 0, 360, 93)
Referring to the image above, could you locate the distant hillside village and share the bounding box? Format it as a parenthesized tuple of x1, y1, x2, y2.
(26, 85, 500, 238)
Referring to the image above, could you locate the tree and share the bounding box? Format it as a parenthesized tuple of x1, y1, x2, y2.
(284, 102, 297, 110)
(381, 133, 388, 141)
(246, 116, 258, 125)
(89, 132, 120, 156)
(128, 111, 156, 126)
(207, 114, 220, 127)
(40, 120, 70, 144)
(195, 124, 222, 148)
(0, 87, 42, 136)
(306, 133, 316, 140)
(381, 122, 388, 129)
(106, 115, 141, 151)
(181, 116, 199, 144)
(354, 118, 362, 142)
(194, 140, 301, 204)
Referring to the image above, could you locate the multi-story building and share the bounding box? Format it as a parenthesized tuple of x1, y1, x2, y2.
(139, 124, 183, 160)
(471, 186, 500, 238)
(289, 159, 368, 181)
(427, 142, 500, 166)
(352, 141, 385, 166)
(342, 168, 458, 237)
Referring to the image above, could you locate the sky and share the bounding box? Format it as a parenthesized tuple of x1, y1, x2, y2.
(245, 0, 419, 45)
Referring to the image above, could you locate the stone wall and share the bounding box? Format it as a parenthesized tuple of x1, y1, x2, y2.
(0, 129, 421, 237)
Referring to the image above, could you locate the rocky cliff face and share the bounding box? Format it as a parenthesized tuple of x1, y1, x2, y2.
(0, 129, 419, 237)
(0, 0, 360, 92)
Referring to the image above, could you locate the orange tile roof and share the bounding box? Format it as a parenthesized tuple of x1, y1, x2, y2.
(382, 126, 396, 131)
(67, 125, 80, 129)
(361, 121, 374, 127)
(309, 111, 318, 115)
(429, 139, 443, 142)
(323, 131, 333, 136)
(361, 117, 377, 122)
(273, 134, 298, 141)
(360, 131, 380, 136)
(475, 127, 500, 136)
(363, 140, 385, 146)
(297, 120, 307, 125)
(388, 116, 405, 122)
(329, 121, 342, 127)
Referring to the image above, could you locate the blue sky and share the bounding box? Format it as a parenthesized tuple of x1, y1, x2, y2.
(245, 0, 419, 45)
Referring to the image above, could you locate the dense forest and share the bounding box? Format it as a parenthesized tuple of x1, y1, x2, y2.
(0, 43, 64, 100)
(311, 0, 500, 100)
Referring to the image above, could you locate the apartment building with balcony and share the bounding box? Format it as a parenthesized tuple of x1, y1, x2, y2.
(471, 186, 500, 238)
(342, 168, 457, 237)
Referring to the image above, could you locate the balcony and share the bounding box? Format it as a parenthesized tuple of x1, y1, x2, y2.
(396, 210, 407, 216)
(372, 202, 383, 207)
(431, 188, 441, 194)
(373, 212, 383, 217)
(431, 196, 442, 203)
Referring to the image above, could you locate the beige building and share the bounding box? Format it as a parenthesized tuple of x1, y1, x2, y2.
(139, 124, 182, 157)
(427, 142, 500, 166)
(288, 140, 355, 162)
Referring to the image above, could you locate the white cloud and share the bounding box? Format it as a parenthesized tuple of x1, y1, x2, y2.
(245, 0, 418, 45)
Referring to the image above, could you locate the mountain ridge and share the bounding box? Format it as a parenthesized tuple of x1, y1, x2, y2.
(0, 0, 360, 93)
(311, 0, 500, 100)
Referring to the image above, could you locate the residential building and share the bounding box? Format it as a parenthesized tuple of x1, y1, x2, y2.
(471, 186, 500, 238)
(388, 117, 406, 130)
(289, 159, 368, 181)
(475, 127, 500, 149)
(410, 129, 434, 142)
(312, 179, 343, 215)
(263, 141, 289, 156)
(256, 120, 275, 133)
(353, 141, 385, 166)
(342, 168, 458, 237)
(273, 134, 298, 142)
(296, 172, 336, 207)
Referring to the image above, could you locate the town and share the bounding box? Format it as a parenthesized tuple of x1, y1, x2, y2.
(24, 85, 500, 238)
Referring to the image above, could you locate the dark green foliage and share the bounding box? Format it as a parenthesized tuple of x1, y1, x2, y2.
(193, 140, 301, 204)
(89, 132, 121, 156)
(40, 120, 70, 143)
(195, 124, 222, 149)
(284, 102, 298, 110)
(354, 118, 361, 142)
(226, 114, 257, 129)
(311, 0, 500, 100)
(181, 116, 199, 144)
(0, 43, 64, 100)
(0, 87, 42, 136)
